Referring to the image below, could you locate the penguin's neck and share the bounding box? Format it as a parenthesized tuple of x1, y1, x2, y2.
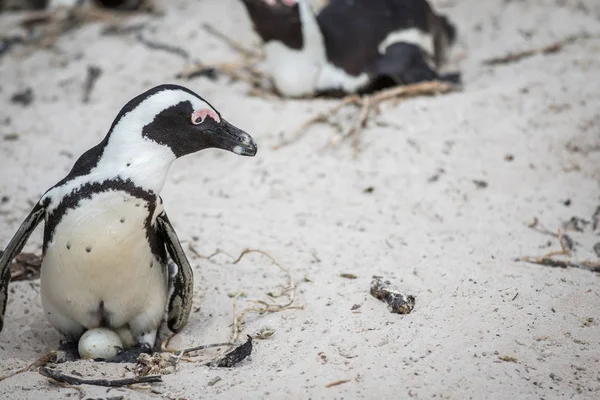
(98, 134, 176, 195)
(265, 0, 327, 97)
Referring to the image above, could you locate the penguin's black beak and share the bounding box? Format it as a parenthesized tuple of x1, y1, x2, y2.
(210, 119, 257, 157)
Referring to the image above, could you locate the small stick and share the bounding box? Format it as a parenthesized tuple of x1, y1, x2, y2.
(39, 367, 162, 387)
(47, 379, 86, 399)
(82, 65, 102, 103)
(136, 32, 189, 59)
(526, 217, 558, 237)
(0, 351, 57, 382)
(273, 95, 360, 150)
(177, 61, 271, 96)
(325, 379, 352, 388)
(229, 291, 244, 347)
(351, 95, 371, 158)
(19, 6, 122, 50)
(482, 33, 598, 66)
(369, 80, 454, 103)
(232, 249, 295, 294)
(187, 244, 233, 260)
(518, 257, 600, 273)
(227, 249, 299, 345)
(162, 342, 234, 356)
(274, 81, 456, 151)
(201, 23, 259, 58)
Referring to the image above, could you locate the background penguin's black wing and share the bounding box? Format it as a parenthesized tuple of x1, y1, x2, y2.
(156, 212, 194, 333)
(373, 43, 461, 86)
(0, 202, 46, 332)
(374, 42, 439, 85)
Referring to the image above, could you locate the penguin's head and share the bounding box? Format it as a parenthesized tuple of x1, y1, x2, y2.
(108, 84, 257, 158)
(242, 0, 303, 50)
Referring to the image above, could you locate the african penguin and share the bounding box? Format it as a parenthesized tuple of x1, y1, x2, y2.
(241, 0, 460, 97)
(0, 84, 257, 361)
(0, 0, 144, 11)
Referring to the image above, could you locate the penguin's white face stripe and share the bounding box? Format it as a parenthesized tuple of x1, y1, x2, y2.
(110, 89, 216, 145)
(43, 89, 219, 208)
(378, 28, 435, 57)
(262, 0, 296, 6)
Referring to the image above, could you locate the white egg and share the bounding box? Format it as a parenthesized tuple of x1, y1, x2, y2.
(78, 328, 123, 361)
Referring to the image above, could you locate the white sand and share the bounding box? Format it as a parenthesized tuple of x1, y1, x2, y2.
(0, 0, 599, 398)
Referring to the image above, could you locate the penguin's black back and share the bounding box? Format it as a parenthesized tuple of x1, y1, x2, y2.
(318, 0, 450, 76)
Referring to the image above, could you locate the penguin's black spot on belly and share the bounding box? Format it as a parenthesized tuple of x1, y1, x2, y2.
(120, 217, 126, 223)
(86, 246, 92, 253)
(126, 162, 131, 167)
(66, 242, 71, 250)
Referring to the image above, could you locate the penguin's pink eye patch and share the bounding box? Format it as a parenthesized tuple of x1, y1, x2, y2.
(191, 109, 220, 125)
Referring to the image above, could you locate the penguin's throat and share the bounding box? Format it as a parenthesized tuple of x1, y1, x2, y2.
(99, 149, 176, 195)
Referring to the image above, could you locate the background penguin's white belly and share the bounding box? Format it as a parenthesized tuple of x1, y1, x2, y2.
(41, 191, 167, 333)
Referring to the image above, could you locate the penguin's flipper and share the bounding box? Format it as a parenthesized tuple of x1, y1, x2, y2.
(374, 42, 459, 85)
(0, 202, 46, 332)
(156, 212, 194, 333)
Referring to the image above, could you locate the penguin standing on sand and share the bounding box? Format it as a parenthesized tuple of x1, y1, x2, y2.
(0, 84, 257, 361)
(241, 0, 460, 97)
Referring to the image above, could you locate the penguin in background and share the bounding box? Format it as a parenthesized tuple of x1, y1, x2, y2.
(0, 84, 257, 361)
(241, 0, 460, 98)
(0, 0, 145, 12)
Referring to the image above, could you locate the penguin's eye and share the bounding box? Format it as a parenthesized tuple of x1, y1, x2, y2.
(191, 109, 221, 125)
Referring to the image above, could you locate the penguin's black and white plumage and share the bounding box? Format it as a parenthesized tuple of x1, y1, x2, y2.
(0, 84, 257, 361)
(241, 0, 460, 97)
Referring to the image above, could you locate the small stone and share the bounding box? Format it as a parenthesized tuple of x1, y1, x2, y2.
(10, 88, 34, 106)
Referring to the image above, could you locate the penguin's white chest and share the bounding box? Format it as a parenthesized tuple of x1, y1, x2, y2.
(41, 190, 167, 331)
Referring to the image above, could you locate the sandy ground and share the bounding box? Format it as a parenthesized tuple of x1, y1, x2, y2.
(0, 0, 599, 398)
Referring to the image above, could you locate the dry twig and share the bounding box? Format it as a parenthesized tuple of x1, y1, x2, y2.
(519, 224, 599, 273)
(187, 244, 233, 260)
(274, 80, 458, 156)
(518, 257, 600, 273)
(176, 23, 274, 95)
(227, 249, 301, 346)
(201, 23, 259, 59)
(47, 379, 86, 399)
(159, 248, 300, 367)
(39, 366, 162, 387)
(18, 6, 123, 50)
(482, 33, 599, 66)
(325, 379, 352, 388)
(162, 342, 233, 356)
(82, 65, 102, 103)
(136, 32, 189, 59)
(0, 351, 57, 382)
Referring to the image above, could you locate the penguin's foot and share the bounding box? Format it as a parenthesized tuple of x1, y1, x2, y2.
(57, 339, 80, 363)
(109, 343, 152, 363)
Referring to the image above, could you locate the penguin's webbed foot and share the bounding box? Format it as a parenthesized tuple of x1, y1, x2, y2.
(57, 339, 80, 363)
(109, 343, 152, 363)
